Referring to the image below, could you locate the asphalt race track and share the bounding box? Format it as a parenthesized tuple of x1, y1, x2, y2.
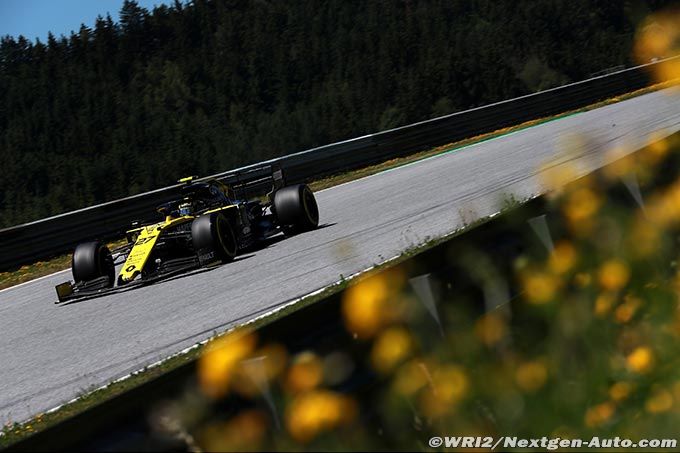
(1, 88, 679, 424)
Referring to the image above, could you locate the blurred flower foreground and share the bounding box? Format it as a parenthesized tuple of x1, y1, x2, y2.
(145, 128, 680, 452)
(160, 12, 680, 445)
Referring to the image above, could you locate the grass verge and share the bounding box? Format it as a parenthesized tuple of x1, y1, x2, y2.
(307, 78, 679, 192)
(0, 239, 127, 291)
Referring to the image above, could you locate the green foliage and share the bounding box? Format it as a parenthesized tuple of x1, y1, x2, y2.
(517, 56, 570, 92)
(0, 0, 663, 227)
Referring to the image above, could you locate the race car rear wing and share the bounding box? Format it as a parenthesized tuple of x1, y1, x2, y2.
(223, 163, 286, 201)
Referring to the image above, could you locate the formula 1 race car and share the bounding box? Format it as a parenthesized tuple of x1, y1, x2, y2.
(55, 168, 319, 303)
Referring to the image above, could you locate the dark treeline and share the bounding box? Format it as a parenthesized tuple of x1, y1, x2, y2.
(0, 0, 671, 227)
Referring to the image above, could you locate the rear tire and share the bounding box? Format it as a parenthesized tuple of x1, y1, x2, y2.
(72, 241, 115, 287)
(192, 212, 238, 263)
(273, 184, 319, 235)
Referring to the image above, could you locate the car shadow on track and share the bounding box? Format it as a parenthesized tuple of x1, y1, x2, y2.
(58, 254, 256, 307)
(315, 222, 336, 231)
(253, 222, 337, 251)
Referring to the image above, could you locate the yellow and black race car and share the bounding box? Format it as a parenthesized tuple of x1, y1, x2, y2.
(55, 168, 319, 303)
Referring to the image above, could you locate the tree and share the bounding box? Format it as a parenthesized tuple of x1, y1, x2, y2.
(0, 0, 663, 227)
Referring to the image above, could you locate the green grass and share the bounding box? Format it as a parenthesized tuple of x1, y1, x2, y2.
(307, 78, 679, 192)
(0, 238, 128, 291)
(0, 256, 72, 291)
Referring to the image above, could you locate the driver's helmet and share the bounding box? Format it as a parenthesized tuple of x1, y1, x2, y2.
(178, 201, 193, 217)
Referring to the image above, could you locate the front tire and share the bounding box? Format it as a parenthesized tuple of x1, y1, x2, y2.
(72, 241, 115, 287)
(192, 212, 238, 263)
(273, 184, 319, 235)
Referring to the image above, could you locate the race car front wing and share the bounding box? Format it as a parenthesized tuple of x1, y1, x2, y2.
(54, 255, 205, 304)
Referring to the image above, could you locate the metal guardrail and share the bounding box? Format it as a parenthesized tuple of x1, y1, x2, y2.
(1, 56, 677, 271)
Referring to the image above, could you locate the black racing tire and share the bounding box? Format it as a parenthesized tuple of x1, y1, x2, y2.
(273, 184, 319, 235)
(72, 241, 115, 287)
(191, 212, 238, 263)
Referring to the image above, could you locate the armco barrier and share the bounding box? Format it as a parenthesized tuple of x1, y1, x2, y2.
(0, 56, 677, 271)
